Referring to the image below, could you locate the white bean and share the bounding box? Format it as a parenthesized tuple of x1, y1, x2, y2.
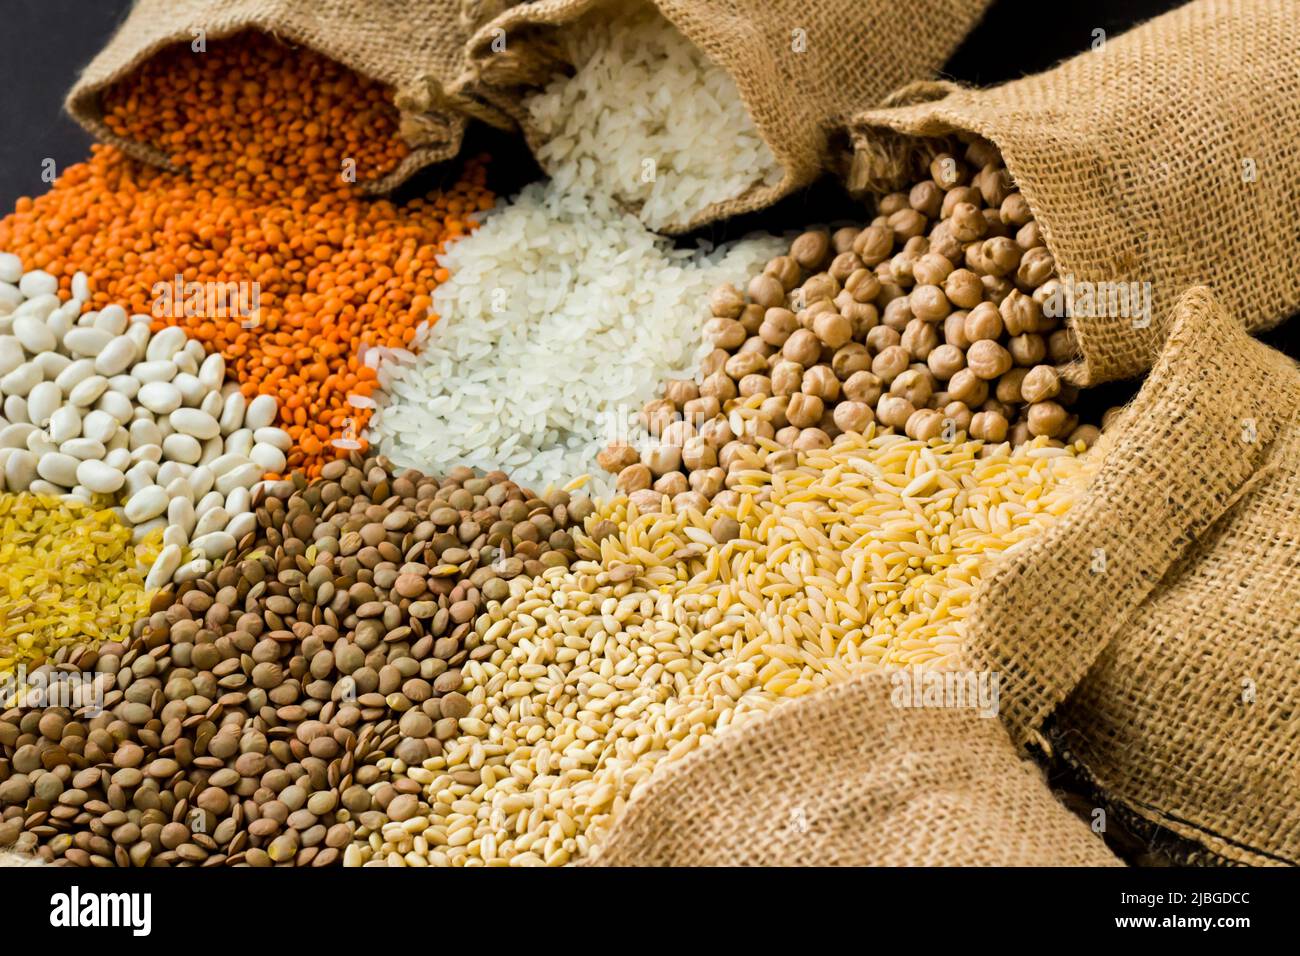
(36, 452, 79, 487)
(199, 435, 223, 466)
(189, 465, 215, 499)
(28, 479, 63, 495)
(106, 374, 139, 399)
(60, 438, 105, 461)
(167, 496, 196, 536)
(104, 447, 132, 471)
(137, 381, 182, 414)
(131, 516, 167, 546)
(3, 396, 28, 425)
(252, 427, 292, 452)
(245, 394, 278, 430)
(219, 391, 246, 434)
(162, 432, 202, 464)
(224, 430, 254, 459)
(173, 558, 212, 583)
(0, 253, 21, 284)
(145, 326, 186, 362)
(156, 461, 188, 488)
(224, 486, 251, 515)
(96, 389, 134, 423)
(0, 423, 37, 449)
(68, 375, 110, 407)
(145, 545, 184, 589)
(18, 270, 58, 298)
(1, 361, 42, 396)
(26, 381, 62, 427)
(131, 360, 177, 384)
(249, 442, 287, 474)
(54, 357, 95, 393)
(34, 350, 71, 378)
(0, 336, 24, 375)
(129, 418, 162, 449)
(49, 406, 83, 443)
(195, 491, 224, 517)
(198, 352, 226, 390)
(126, 322, 152, 362)
(173, 351, 199, 376)
(71, 272, 92, 303)
(15, 293, 59, 321)
(26, 430, 58, 457)
(191, 530, 236, 561)
(94, 336, 136, 376)
(170, 407, 220, 440)
(124, 484, 169, 522)
(216, 462, 263, 495)
(174, 372, 205, 406)
(225, 511, 257, 542)
(164, 475, 194, 502)
(193, 506, 229, 537)
(0, 283, 23, 316)
(63, 327, 113, 358)
(4, 450, 37, 491)
(199, 390, 224, 419)
(76, 459, 126, 494)
(94, 304, 128, 335)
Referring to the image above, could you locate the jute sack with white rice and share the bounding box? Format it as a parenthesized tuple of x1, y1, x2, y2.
(960, 287, 1300, 866)
(843, 0, 1300, 385)
(463, 0, 991, 232)
(65, 0, 511, 193)
(589, 670, 1121, 866)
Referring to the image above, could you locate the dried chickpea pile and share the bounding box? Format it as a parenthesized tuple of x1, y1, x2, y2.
(0, 493, 158, 674)
(0, 456, 591, 866)
(349, 427, 1100, 866)
(599, 136, 1098, 505)
(0, 33, 494, 477)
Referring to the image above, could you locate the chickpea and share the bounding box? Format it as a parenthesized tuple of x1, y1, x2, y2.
(775, 425, 800, 447)
(911, 253, 953, 287)
(690, 466, 725, 498)
(882, 296, 914, 332)
(909, 180, 944, 218)
(1008, 421, 1032, 446)
(708, 283, 745, 318)
(888, 208, 928, 241)
(906, 408, 945, 442)
(966, 340, 1013, 379)
(790, 231, 832, 270)
(982, 274, 1013, 304)
(629, 488, 665, 511)
(653, 471, 688, 496)
(640, 398, 678, 437)
(960, 302, 1000, 343)
(842, 370, 883, 406)
(801, 273, 841, 305)
(943, 311, 972, 349)
(999, 289, 1042, 336)
(705, 316, 746, 350)
(748, 273, 786, 309)
(699, 370, 737, 403)
(941, 400, 973, 435)
(597, 442, 640, 474)
(927, 220, 964, 264)
(866, 324, 901, 353)
(975, 164, 1013, 206)
(661, 419, 695, 447)
(759, 394, 789, 428)
(738, 303, 765, 335)
(832, 226, 861, 254)
(875, 394, 915, 429)
(712, 489, 740, 509)
(782, 328, 822, 365)
(929, 152, 967, 189)
(1016, 220, 1044, 251)
(832, 401, 874, 434)
(842, 299, 879, 337)
(642, 443, 683, 477)
(770, 360, 804, 396)
(1068, 424, 1101, 448)
(901, 318, 940, 360)
(878, 192, 910, 215)
(890, 368, 934, 407)
(995, 367, 1029, 404)
(981, 398, 1015, 419)
(909, 284, 951, 323)
(785, 392, 825, 428)
(673, 490, 710, 513)
(981, 236, 1022, 276)
(683, 395, 721, 427)
(941, 184, 982, 218)
(764, 255, 802, 291)
(1048, 327, 1079, 363)
(927, 343, 966, 380)
(724, 350, 767, 380)
(1027, 400, 1068, 437)
(617, 463, 652, 494)
(800, 365, 841, 402)
(1000, 192, 1032, 226)
(1016, 246, 1055, 289)
(758, 307, 798, 347)
(766, 449, 799, 473)
(738, 373, 772, 398)
(845, 268, 881, 303)
(969, 410, 1009, 442)
(853, 224, 894, 266)
(700, 348, 729, 377)
(1019, 365, 1060, 404)
(792, 428, 831, 451)
(680, 436, 717, 471)
(1008, 332, 1047, 367)
(964, 136, 1000, 168)
(718, 440, 752, 471)
(872, 344, 911, 384)
(698, 416, 734, 448)
(948, 202, 986, 242)
(662, 378, 699, 409)
(946, 368, 989, 406)
(813, 311, 853, 349)
(829, 251, 864, 282)
(888, 251, 917, 288)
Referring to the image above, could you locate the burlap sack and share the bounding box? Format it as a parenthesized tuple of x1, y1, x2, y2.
(964, 286, 1300, 866)
(843, 0, 1300, 386)
(591, 672, 1121, 866)
(464, 0, 991, 232)
(65, 0, 513, 193)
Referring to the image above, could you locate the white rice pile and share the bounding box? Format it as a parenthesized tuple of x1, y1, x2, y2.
(368, 183, 783, 494)
(525, 0, 784, 231)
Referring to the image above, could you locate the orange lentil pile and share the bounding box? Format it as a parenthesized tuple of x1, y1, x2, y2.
(0, 33, 494, 477)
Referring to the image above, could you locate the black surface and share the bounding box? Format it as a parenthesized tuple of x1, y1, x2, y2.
(0, 0, 1296, 362)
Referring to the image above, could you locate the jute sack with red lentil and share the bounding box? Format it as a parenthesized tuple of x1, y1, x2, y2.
(65, 0, 511, 193)
(843, 0, 1300, 385)
(463, 0, 991, 232)
(959, 287, 1300, 866)
(589, 671, 1121, 866)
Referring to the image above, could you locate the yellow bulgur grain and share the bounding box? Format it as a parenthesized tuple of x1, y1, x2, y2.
(0, 493, 156, 674)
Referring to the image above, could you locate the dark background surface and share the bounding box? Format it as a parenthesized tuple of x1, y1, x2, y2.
(0, 0, 1295, 362)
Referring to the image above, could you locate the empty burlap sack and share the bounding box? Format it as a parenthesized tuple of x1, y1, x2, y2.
(844, 0, 1300, 386)
(65, 0, 513, 193)
(590, 672, 1121, 866)
(464, 0, 991, 232)
(964, 286, 1300, 866)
